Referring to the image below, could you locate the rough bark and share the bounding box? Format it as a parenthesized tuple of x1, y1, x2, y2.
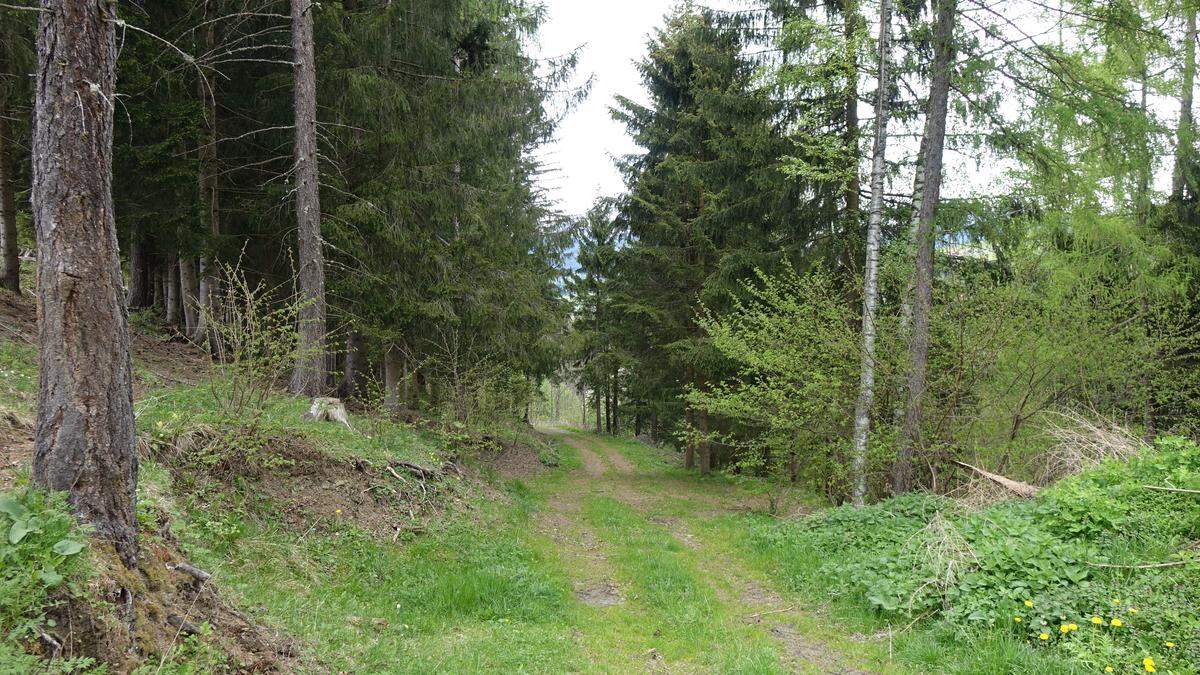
(152, 258, 164, 309)
(31, 0, 137, 569)
(611, 370, 619, 435)
(165, 255, 181, 327)
(850, 0, 892, 507)
(384, 346, 401, 412)
(0, 96, 18, 294)
(179, 256, 199, 336)
(594, 387, 602, 433)
(127, 230, 153, 308)
(1138, 72, 1158, 443)
(194, 0, 220, 345)
(604, 385, 611, 434)
(288, 0, 328, 396)
(340, 331, 363, 399)
(894, 0, 957, 495)
(843, 0, 861, 236)
(1173, 3, 1197, 200)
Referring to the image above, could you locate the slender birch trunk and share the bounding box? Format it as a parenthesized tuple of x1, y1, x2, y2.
(850, 0, 893, 507)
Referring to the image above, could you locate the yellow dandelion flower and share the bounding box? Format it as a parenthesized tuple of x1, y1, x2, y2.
(1014, 616, 1022, 623)
(335, 508, 342, 514)
(1144, 656, 1156, 673)
(1112, 598, 1122, 605)
(1068, 623, 1078, 631)
(1092, 616, 1104, 625)
(1038, 633, 1049, 641)
(1129, 608, 1139, 614)
(1166, 642, 1176, 649)
(1105, 668, 1113, 674)
(1111, 618, 1124, 627)
(1024, 600, 1034, 608)
(1060, 624, 1071, 634)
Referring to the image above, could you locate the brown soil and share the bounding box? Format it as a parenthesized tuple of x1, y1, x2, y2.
(490, 437, 547, 480)
(151, 428, 458, 539)
(569, 436, 610, 477)
(39, 508, 300, 672)
(574, 581, 624, 607)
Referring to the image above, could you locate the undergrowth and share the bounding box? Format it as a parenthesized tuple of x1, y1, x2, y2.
(747, 437, 1200, 674)
(0, 487, 95, 673)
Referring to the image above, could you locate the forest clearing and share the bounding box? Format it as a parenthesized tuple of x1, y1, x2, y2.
(2, 0, 1200, 673)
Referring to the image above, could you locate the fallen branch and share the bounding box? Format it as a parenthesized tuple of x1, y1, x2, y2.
(952, 461, 1040, 498)
(393, 461, 441, 480)
(167, 614, 203, 636)
(744, 605, 794, 620)
(1143, 484, 1200, 495)
(37, 629, 62, 659)
(1085, 559, 1191, 570)
(167, 561, 213, 583)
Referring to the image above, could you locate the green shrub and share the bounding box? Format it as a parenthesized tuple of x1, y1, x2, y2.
(0, 488, 91, 645)
(752, 437, 1200, 672)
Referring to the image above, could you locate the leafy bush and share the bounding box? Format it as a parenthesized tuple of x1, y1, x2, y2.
(751, 438, 1200, 672)
(0, 488, 91, 645)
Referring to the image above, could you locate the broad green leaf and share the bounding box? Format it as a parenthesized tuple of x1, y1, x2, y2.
(0, 496, 28, 521)
(8, 520, 30, 544)
(52, 539, 85, 556)
(39, 568, 63, 587)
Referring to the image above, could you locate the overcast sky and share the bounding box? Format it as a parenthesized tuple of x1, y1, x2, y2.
(530, 1, 1180, 220)
(533, 1, 734, 218)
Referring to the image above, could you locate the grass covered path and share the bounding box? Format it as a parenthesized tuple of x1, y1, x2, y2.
(523, 429, 890, 674)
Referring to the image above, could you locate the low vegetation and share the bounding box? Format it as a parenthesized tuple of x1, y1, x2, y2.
(746, 438, 1200, 673)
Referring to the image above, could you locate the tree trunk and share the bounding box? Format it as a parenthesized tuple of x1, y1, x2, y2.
(179, 256, 199, 336)
(894, 0, 957, 495)
(683, 408, 695, 469)
(604, 384, 611, 434)
(850, 0, 892, 507)
(594, 388, 602, 433)
(0, 96, 19, 294)
(152, 258, 164, 309)
(1173, 3, 1197, 200)
(843, 0, 861, 247)
(698, 411, 712, 476)
(288, 0, 328, 396)
(1138, 72, 1158, 443)
(384, 346, 401, 412)
(611, 370, 619, 435)
(340, 331, 363, 399)
(127, 230, 153, 309)
(165, 255, 181, 328)
(194, 1, 220, 346)
(31, 0, 137, 569)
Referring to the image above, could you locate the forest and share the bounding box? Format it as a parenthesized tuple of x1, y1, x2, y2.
(1, 0, 1199, 672)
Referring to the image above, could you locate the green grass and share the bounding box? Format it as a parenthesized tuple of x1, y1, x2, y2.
(0, 340, 36, 414)
(136, 384, 444, 466)
(167, 484, 583, 673)
(579, 495, 783, 673)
